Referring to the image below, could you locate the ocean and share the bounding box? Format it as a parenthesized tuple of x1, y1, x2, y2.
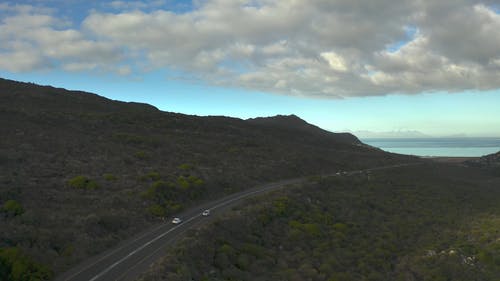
(361, 137, 500, 157)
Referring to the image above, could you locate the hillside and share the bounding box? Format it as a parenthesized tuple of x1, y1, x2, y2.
(467, 151, 500, 172)
(247, 114, 360, 144)
(0, 78, 412, 279)
(140, 163, 500, 281)
(464, 150, 500, 178)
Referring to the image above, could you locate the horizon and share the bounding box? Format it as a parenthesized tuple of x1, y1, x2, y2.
(1, 0, 499, 137)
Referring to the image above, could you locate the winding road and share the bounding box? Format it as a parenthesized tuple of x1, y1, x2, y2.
(55, 164, 414, 281)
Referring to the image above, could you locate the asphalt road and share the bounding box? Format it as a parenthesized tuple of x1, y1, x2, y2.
(55, 164, 415, 281)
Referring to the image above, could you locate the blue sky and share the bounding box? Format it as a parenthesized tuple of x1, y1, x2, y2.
(1, 0, 499, 137)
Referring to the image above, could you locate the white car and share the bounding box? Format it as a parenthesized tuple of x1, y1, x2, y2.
(172, 217, 182, 224)
(202, 209, 211, 216)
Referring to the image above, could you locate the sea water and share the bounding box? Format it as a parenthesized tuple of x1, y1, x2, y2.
(361, 138, 500, 157)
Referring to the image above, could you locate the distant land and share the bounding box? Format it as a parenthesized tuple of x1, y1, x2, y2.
(353, 130, 432, 139)
(352, 130, 485, 139)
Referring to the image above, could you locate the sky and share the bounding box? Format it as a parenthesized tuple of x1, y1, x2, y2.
(1, 0, 499, 137)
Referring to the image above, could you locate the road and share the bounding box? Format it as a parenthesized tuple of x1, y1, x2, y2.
(55, 163, 415, 281)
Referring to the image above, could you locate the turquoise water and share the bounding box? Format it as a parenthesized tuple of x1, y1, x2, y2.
(361, 138, 500, 157)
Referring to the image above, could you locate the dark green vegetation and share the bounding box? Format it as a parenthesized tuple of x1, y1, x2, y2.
(0, 247, 53, 281)
(467, 151, 500, 176)
(141, 163, 500, 281)
(0, 78, 410, 279)
(1, 200, 24, 217)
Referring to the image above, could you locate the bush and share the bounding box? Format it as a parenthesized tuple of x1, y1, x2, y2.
(187, 175, 204, 186)
(175, 175, 204, 190)
(103, 173, 117, 181)
(0, 247, 53, 281)
(178, 163, 193, 171)
(134, 151, 148, 159)
(2, 200, 24, 217)
(67, 176, 98, 190)
(144, 171, 161, 181)
(151, 180, 168, 190)
(140, 187, 156, 200)
(177, 176, 190, 190)
(147, 204, 167, 217)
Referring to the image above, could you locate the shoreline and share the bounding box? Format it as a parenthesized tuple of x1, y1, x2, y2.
(421, 156, 479, 163)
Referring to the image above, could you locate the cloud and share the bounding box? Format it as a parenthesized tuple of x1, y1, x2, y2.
(0, 3, 124, 74)
(0, 49, 48, 72)
(1, 0, 499, 97)
(105, 0, 167, 11)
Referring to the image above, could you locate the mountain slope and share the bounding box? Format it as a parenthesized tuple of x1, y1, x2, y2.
(466, 150, 500, 176)
(0, 77, 412, 278)
(140, 163, 500, 281)
(247, 114, 360, 144)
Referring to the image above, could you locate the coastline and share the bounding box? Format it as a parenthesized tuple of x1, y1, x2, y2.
(361, 137, 500, 158)
(421, 156, 479, 163)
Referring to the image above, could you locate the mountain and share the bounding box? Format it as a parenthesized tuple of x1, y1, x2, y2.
(0, 77, 411, 278)
(247, 115, 360, 144)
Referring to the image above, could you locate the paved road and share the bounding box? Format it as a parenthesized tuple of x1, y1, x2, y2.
(56, 163, 415, 281)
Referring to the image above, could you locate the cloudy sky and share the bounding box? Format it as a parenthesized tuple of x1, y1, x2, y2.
(1, 0, 500, 137)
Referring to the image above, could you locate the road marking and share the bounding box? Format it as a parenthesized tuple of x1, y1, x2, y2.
(62, 223, 168, 281)
(69, 163, 420, 281)
(113, 218, 208, 281)
(112, 183, 293, 281)
(88, 215, 200, 281)
(91, 179, 294, 281)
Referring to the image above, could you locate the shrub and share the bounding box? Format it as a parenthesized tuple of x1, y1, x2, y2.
(145, 171, 161, 181)
(168, 202, 183, 212)
(0, 247, 53, 281)
(151, 180, 169, 190)
(175, 175, 204, 190)
(218, 244, 235, 255)
(147, 204, 167, 217)
(187, 175, 204, 186)
(112, 133, 146, 145)
(103, 173, 117, 181)
(140, 187, 156, 199)
(86, 180, 98, 190)
(67, 176, 98, 190)
(273, 196, 289, 216)
(2, 200, 24, 217)
(134, 151, 148, 159)
(178, 163, 193, 170)
(177, 176, 190, 190)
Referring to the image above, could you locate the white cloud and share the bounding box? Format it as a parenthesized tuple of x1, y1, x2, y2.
(0, 3, 122, 73)
(1, 0, 499, 97)
(0, 50, 48, 72)
(321, 52, 348, 72)
(105, 1, 168, 12)
(63, 62, 97, 72)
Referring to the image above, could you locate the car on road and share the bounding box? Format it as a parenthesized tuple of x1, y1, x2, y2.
(202, 209, 210, 216)
(172, 217, 182, 224)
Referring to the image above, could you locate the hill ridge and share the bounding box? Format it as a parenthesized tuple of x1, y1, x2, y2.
(0, 77, 407, 277)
